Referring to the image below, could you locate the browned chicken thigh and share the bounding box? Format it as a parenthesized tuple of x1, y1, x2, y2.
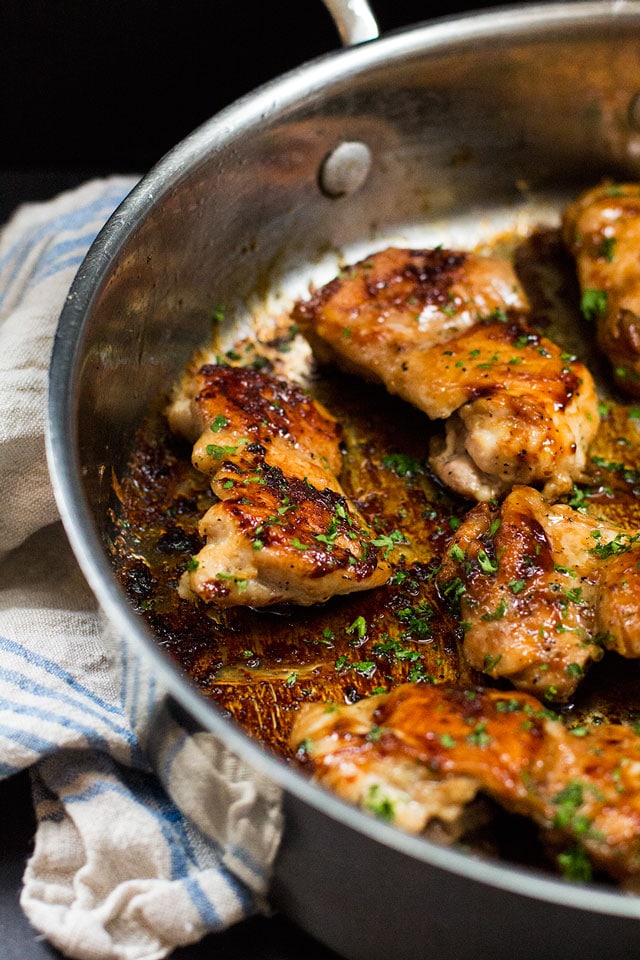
(168, 364, 391, 607)
(294, 248, 599, 501)
(436, 485, 640, 700)
(562, 182, 640, 396)
(290, 682, 640, 885)
(425, 321, 598, 502)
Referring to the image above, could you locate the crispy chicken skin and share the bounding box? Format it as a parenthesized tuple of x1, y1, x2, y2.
(294, 248, 599, 501)
(425, 321, 598, 501)
(167, 364, 391, 607)
(562, 182, 640, 396)
(290, 682, 640, 884)
(436, 485, 640, 700)
(294, 247, 529, 377)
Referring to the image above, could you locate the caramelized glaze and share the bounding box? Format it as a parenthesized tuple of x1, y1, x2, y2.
(110, 227, 640, 763)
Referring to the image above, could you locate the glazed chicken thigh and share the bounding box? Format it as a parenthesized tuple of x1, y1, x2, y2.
(168, 364, 391, 607)
(562, 182, 640, 396)
(290, 682, 640, 884)
(425, 320, 598, 502)
(436, 485, 640, 700)
(294, 247, 599, 501)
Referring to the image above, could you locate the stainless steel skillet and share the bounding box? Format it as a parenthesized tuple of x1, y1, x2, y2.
(47, 3, 640, 958)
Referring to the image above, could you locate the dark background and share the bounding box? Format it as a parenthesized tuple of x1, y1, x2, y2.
(0, 0, 505, 215)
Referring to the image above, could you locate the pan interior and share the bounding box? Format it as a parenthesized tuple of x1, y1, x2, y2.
(48, 1, 640, 921)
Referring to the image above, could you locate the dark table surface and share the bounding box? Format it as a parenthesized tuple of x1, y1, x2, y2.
(0, 3, 494, 956)
(0, 769, 342, 960)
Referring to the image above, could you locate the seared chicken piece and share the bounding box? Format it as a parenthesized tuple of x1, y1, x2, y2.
(562, 182, 640, 396)
(294, 247, 599, 501)
(595, 546, 640, 658)
(167, 364, 391, 607)
(296, 247, 529, 375)
(425, 321, 598, 501)
(436, 485, 640, 700)
(290, 682, 640, 884)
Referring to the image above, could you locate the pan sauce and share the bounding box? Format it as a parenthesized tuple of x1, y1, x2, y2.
(110, 220, 640, 871)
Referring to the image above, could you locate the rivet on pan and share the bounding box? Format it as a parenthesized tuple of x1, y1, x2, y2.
(319, 141, 372, 197)
(628, 91, 640, 132)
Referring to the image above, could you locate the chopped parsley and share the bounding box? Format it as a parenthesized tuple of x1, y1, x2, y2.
(466, 721, 493, 748)
(215, 572, 248, 592)
(394, 601, 434, 639)
(381, 452, 425, 478)
(589, 530, 640, 559)
(557, 843, 592, 883)
(481, 599, 508, 621)
(210, 414, 230, 432)
(597, 236, 616, 262)
(346, 615, 367, 641)
(365, 784, 396, 821)
(371, 529, 407, 558)
(580, 288, 608, 321)
(353, 660, 377, 678)
(483, 653, 503, 672)
(565, 662, 585, 678)
(206, 442, 239, 458)
(449, 543, 466, 562)
(477, 548, 498, 574)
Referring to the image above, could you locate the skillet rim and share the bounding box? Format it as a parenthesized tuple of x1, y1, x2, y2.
(46, 0, 640, 922)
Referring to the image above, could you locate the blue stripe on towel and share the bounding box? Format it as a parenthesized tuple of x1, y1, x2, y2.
(0, 694, 112, 756)
(64, 782, 193, 879)
(0, 720, 58, 757)
(28, 231, 102, 285)
(0, 759, 24, 777)
(0, 634, 131, 719)
(57, 753, 204, 866)
(62, 774, 201, 881)
(184, 867, 254, 927)
(158, 728, 188, 783)
(228, 843, 269, 887)
(0, 665, 145, 767)
(145, 670, 158, 721)
(182, 875, 223, 927)
(208, 861, 256, 916)
(33, 251, 91, 285)
(0, 188, 130, 274)
(0, 186, 133, 308)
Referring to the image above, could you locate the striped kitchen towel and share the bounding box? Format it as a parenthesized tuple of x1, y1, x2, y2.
(0, 178, 283, 960)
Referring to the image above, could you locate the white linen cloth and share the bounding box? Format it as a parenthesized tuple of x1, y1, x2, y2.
(0, 178, 283, 960)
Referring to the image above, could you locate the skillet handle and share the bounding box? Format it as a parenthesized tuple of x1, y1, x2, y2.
(321, 0, 380, 45)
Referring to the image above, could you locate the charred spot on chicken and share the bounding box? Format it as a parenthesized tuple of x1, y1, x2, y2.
(293, 247, 600, 502)
(167, 362, 392, 607)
